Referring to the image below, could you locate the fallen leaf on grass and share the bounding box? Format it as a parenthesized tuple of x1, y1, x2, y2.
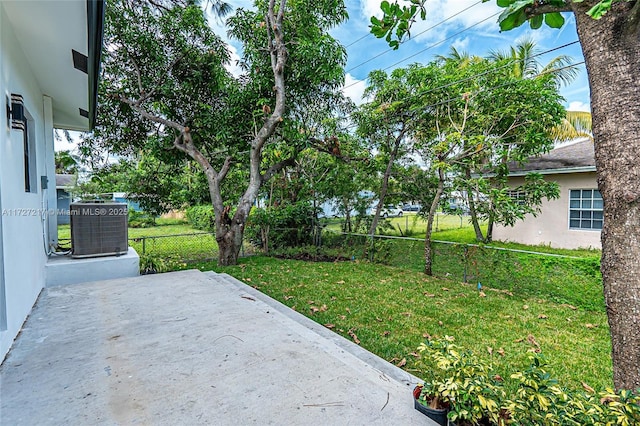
(396, 358, 407, 367)
(410, 352, 419, 358)
(308, 300, 314, 305)
(479, 291, 486, 298)
(527, 334, 540, 348)
(310, 306, 319, 314)
(346, 308, 351, 314)
(586, 323, 598, 329)
(497, 348, 505, 357)
(382, 331, 390, 337)
(493, 375, 503, 382)
(538, 314, 548, 319)
(336, 280, 345, 284)
(441, 287, 450, 291)
(376, 317, 383, 322)
(523, 305, 529, 310)
(320, 304, 328, 312)
(284, 295, 294, 301)
(339, 315, 346, 320)
(348, 329, 360, 345)
(423, 293, 435, 297)
(487, 347, 493, 355)
(561, 303, 578, 310)
(399, 287, 404, 292)
(243, 277, 252, 282)
(514, 338, 524, 343)
(438, 321, 443, 326)
(423, 333, 431, 339)
(324, 323, 335, 329)
(582, 382, 595, 393)
(401, 312, 412, 317)
(331, 296, 337, 301)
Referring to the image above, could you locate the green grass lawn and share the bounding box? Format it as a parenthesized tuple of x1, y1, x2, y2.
(207, 256, 611, 393)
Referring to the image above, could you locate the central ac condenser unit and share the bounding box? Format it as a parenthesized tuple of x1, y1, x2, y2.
(70, 202, 128, 258)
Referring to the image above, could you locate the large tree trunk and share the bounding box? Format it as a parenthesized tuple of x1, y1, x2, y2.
(572, 1, 640, 390)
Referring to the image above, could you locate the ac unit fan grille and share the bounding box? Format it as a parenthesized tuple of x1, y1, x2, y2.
(70, 203, 128, 258)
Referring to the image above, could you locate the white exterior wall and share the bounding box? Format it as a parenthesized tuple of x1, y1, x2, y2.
(0, 4, 58, 361)
(492, 171, 602, 250)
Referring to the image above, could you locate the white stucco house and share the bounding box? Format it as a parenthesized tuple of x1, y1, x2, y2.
(493, 139, 601, 250)
(0, 0, 140, 362)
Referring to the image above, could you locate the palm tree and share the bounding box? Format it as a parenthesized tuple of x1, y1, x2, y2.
(488, 37, 579, 87)
(552, 110, 592, 142)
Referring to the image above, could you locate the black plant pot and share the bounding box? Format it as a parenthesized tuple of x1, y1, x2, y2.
(414, 398, 449, 426)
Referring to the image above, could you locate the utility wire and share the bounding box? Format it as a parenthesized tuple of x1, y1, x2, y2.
(395, 61, 587, 113)
(345, 1, 483, 74)
(344, 9, 500, 90)
(413, 40, 580, 99)
(333, 60, 586, 133)
(344, 32, 371, 48)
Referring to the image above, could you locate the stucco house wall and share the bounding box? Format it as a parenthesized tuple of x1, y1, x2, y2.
(492, 171, 601, 250)
(0, 0, 105, 361)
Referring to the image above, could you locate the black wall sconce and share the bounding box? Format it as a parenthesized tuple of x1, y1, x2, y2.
(6, 93, 25, 131)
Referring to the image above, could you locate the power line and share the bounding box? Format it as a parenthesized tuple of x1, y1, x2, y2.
(345, 1, 483, 74)
(413, 40, 580, 99)
(344, 32, 371, 48)
(343, 9, 501, 90)
(334, 59, 586, 133)
(391, 61, 587, 114)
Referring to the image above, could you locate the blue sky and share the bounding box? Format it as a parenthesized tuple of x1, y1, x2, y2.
(211, 0, 591, 112)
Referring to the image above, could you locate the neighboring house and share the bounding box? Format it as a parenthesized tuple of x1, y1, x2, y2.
(56, 174, 76, 225)
(493, 139, 601, 250)
(113, 192, 142, 212)
(0, 0, 106, 361)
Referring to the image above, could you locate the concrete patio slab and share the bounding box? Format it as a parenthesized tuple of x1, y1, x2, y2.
(0, 270, 434, 425)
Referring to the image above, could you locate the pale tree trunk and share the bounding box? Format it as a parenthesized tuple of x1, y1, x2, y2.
(369, 129, 405, 236)
(424, 167, 445, 275)
(572, 0, 640, 390)
(464, 169, 485, 241)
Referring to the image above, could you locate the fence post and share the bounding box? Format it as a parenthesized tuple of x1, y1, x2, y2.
(142, 237, 146, 254)
(463, 245, 468, 283)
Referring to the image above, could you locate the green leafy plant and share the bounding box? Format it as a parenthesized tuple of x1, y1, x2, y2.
(139, 253, 182, 274)
(414, 338, 640, 425)
(415, 336, 506, 425)
(128, 210, 155, 228)
(185, 204, 216, 231)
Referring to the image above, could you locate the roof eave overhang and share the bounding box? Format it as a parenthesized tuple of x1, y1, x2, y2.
(86, 0, 105, 130)
(505, 166, 597, 177)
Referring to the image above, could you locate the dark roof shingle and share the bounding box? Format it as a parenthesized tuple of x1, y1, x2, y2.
(509, 139, 595, 173)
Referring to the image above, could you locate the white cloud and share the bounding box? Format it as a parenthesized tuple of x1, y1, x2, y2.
(225, 44, 245, 77)
(567, 101, 590, 112)
(451, 37, 469, 52)
(342, 73, 367, 105)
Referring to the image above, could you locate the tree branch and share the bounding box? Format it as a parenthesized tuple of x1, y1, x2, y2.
(524, 2, 572, 18)
(261, 156, 296, 183)
(116, 94, 185, 131)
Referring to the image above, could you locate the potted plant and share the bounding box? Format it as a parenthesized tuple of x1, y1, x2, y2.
(413, 336, 506, 426)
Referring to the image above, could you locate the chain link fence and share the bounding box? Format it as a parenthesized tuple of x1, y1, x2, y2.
(311, 231, 603, 311)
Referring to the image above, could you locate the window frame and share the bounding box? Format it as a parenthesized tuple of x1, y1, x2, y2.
(568, 188, 603, 231)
